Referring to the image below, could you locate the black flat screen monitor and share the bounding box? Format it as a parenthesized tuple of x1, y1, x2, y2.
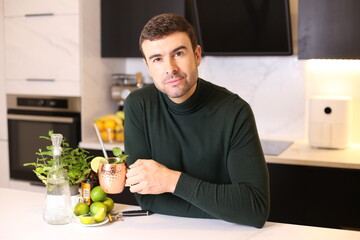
(193, 0, 293, 56)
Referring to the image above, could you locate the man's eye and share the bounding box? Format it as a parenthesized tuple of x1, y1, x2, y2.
(174, 51, 183, 57)
(153, 57, 161, 62)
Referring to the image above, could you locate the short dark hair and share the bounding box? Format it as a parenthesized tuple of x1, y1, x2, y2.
(139, 13, 198, 57)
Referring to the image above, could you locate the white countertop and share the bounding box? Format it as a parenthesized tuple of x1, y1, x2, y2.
(79, 137, 124, 152)
(265, 141, 360, 169)
(1, 187, 359, 240)
(80, 138, 360, 170)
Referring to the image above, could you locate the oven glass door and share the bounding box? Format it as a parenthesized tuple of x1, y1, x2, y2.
(8, 111, 80, 184)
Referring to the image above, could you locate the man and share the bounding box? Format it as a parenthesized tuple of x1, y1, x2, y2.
(124, 13, 269, 228)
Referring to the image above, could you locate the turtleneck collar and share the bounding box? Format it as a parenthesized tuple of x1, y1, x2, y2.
(162, 78, 207, 115)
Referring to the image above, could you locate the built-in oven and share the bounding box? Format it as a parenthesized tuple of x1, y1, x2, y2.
(7, 94, 81, 185)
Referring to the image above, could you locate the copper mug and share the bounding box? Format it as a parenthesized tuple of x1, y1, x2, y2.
(98, 157, 127, 194)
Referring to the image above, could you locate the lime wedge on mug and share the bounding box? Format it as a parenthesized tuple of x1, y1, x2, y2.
(91, 157, 108, 173)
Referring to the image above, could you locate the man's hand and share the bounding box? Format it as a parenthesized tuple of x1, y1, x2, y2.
(125, 159, 181, 194)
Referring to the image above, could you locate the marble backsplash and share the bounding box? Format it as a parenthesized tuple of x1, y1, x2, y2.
(82, 55, 306, 142)
(199, 56, 305, 140)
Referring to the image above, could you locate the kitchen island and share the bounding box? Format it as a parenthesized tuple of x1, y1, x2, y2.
(79, 139, 360, 229)
(1, 187, 359, 240)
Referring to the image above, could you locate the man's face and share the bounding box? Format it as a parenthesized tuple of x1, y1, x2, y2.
(142, 31, 202, 104)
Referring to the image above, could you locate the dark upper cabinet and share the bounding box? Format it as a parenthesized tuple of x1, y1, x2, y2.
(194, 0, 292, 56)
(101, 0, 187, 58)
(298, 0, 360, 59)
(101, 0, 292, 58)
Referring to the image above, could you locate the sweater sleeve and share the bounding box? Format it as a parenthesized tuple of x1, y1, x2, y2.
(124, 90, 269, 228)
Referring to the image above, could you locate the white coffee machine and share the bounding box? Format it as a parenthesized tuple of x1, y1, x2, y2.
(308, 96, 352, 149)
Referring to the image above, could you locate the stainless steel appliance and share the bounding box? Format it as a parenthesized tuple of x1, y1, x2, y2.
(7, 94, 81, 185)
(111, 72, 143, 110)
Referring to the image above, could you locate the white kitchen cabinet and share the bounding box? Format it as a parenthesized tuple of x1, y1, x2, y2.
(0, 141, 10, 187)
(0, 78, 6, 139)
(3, 0, 80, 96)
(4, 0, 78, 16)
(0, 0, 6, 140)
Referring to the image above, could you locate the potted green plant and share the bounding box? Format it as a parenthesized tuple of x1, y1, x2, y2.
(24, 130, 93, 195)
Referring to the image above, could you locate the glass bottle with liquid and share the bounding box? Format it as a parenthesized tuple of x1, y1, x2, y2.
(43, 133, 72, 225)
(81, 171, 99, 205)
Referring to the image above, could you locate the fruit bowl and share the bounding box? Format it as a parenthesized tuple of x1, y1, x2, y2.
(95, 112, 125, 143)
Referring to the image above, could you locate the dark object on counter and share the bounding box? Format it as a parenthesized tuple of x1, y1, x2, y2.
(108, 210, 152, 222)
(260, 139, 293, 156)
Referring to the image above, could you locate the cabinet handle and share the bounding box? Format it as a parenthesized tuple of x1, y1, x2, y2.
(26, 78, 55, 82)
(8, 114, 74, 123)
(25, 13, 54, 17)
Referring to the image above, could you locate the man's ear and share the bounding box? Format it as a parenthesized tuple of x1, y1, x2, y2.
(195, 45, 202, 67)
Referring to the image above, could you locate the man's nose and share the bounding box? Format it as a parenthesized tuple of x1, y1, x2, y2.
(165, 58, 178, 75)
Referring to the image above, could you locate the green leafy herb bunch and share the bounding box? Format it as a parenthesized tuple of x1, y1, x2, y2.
(24, 130, 93, 186)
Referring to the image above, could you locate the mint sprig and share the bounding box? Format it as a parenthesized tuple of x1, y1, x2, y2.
(112, 147, 128, 164)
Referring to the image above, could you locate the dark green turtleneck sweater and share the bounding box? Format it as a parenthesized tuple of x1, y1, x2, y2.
(124, 78, 269, 228)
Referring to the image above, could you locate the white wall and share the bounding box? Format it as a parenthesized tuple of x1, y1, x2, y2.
(81, 0, 126, 141)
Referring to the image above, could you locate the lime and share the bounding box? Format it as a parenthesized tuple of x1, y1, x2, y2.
(90, 156, 108, 173)
(116, 111, 125, 120)
(90, 201, 107, 215)
(102, 197, 114, 212)
(74, 202, 90, 216)
(79, 214, 95, 225)
(90, 186, 107, 202)
(94, 207, 107, 223)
